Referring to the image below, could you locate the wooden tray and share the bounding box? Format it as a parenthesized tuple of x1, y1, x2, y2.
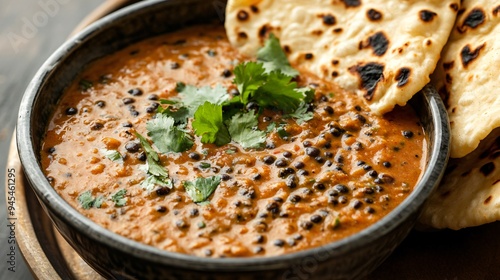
(6, 1, 500, 279)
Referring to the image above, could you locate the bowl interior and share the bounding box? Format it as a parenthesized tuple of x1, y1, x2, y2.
(16, 0, 450, 275)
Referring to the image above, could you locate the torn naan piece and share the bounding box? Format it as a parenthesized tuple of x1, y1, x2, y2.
(419, 129, 500, 230)
(432, 0, 500, 158)
(225, 0, 459, 114)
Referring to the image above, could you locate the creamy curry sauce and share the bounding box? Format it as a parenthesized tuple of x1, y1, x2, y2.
(41, 25, 426, 258)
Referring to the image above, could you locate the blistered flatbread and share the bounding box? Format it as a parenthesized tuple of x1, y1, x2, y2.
(419, 129, 500, 229)
(225, 0, 459, 114)
(432, 0, 500, 158)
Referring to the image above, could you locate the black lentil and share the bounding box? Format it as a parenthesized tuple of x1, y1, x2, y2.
(222, 69, 232, 78)
(189, 152, 201, 160)
(313, 183, 325, 190)
(95, 100, 106, 108)
(148, 94, 159, 100)
(273, 239, 285, 247)
(300, 220, 313, 230)
(65, 107, 78, 115)
(283, 151, 293, 158)
(305, 147, 320, 157)
(127, 88, 143, 96)
(403, 130, 414, 138)
(229, 88, 240, 96)
(365, 207, 375, 214)
(156, 187, 171, 196)
(310, 214, 323, 223)
(123, 98, 135, 104)
(298, 170, 309, 176)
(315, 156, 325, 163)
(170, 62, 181, 69)
(156, 206, 167, 213)
(303, 140, 312, 147)
(254, 247, 264, 254)
(289, 194, 302, 203)
(352, 199, 363, 209)
(122, 122, 133, 128)
(246, 101, 259, 111)
(137, 152, 147, 161)
(368, 170, 378, 177)
(275, 158, 289, 167)
(330, 127, 342, 137)
(324, 106, 334, 114)
(383, 161, 392, 168)
(261, 155, 276, 165)
(378, 173, 395, 184)
(293, 161, 305, 169)
(125, 141, 140, 153)
(255, 235, 265, 244)
(47, 147, 56, 154)
(334, 184, 349, 193)
(286, 175, 298, 188)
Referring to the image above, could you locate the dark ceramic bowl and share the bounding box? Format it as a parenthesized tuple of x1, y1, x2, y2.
(17, 0, 450, 279)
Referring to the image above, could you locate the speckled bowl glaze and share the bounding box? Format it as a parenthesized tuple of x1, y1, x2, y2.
(17, 0, 450, 279)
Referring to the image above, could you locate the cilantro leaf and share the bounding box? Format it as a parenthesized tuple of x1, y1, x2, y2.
(284, 102, 314, 124)
(227, 111, 266, 149)
(276, 125, 289, 139)
(175, 81, 186, 92)
(160, 106, 190, 125)
(180, 84, 229, 115)
(135, 132, 172, 192)
(94, 196, 105, 208)
(146, 114, 193, 153)
(256, 33, 299, 77)
(233, 62, 267, 104)
(99, 149, 123, 163)
(192, 102, 231, 146)
(253, 71, 304, 113)
(184, 175, 221, 203)
(78, 191, 105, 209)
(111, 189, 127, 207)
(78, 191, 95, 210)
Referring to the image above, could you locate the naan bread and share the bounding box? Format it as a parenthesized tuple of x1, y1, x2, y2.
(432, 0, 500, 158)
(419, 129, 500, 229)
(225, 0, 459, 114)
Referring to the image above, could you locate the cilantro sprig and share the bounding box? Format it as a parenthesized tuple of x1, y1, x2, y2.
(77, 189, 126, 209)
(135, 132, 172, 192)
(131, 34, 316, 204)
(184, 175, 221, 203)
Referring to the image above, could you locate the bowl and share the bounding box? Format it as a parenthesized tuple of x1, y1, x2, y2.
(16, 0, 450, 279)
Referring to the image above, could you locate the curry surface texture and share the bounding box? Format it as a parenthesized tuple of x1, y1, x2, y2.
(41, 25, 426, 258)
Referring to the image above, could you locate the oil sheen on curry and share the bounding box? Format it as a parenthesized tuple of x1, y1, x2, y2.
(41, 25, 426, 258)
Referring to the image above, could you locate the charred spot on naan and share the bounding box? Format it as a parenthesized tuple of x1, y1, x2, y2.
(493, 5, 500, 16)
(366, 8, 383, 21)
(349, 62, 385, 101)
(341, 0, 361, 8)
(460, 43, 485, 67)
(463, 8, 485, 28)
(395, 67, 411, 87)
(359, 32, 389, 56)
(420, 10, 438, 22)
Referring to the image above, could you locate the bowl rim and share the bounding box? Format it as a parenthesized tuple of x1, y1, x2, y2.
(16, 0, 450, 271)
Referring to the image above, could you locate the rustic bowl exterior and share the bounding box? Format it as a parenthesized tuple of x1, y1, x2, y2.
(16, 0, 450, 279)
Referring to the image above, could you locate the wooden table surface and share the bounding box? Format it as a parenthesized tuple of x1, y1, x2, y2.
(1, 1, 499, 279)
